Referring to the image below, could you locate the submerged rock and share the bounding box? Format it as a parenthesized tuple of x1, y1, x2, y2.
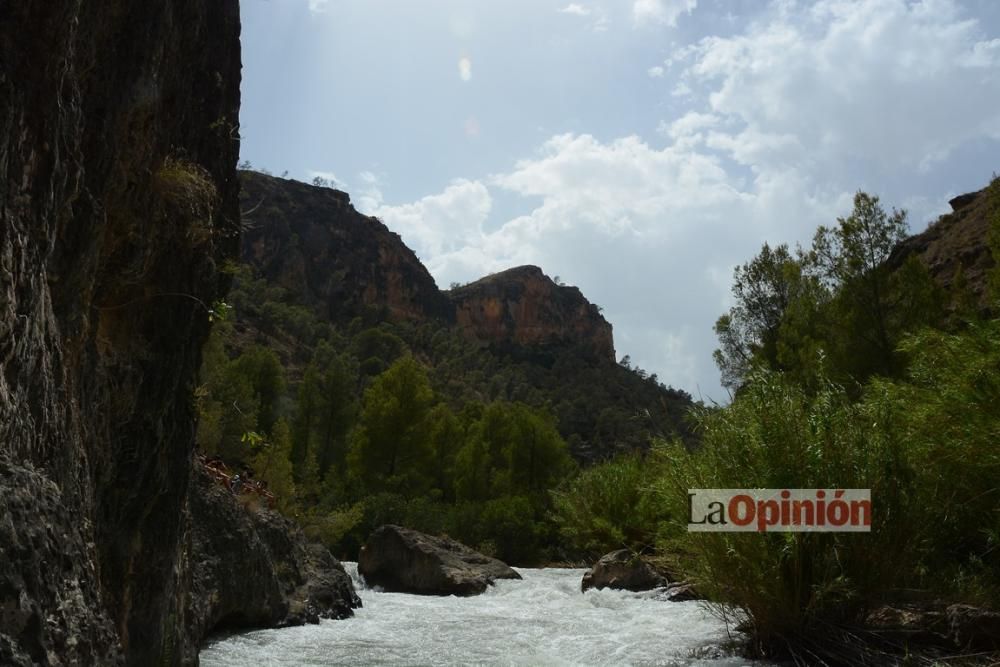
(581, 549, 668, 593)
(358, 525, 521, 596)
(658, 582, 701, 602)
(185, 465, 360, 651)
(581, 551, 702, 601)
(580, 549, 668, 592)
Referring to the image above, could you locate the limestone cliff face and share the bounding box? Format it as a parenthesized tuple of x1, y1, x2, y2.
(890, 185, 997, 307)
(1, 2, 241, 664)
(239, 171, 452, 323)
(448, 266, 615, 362)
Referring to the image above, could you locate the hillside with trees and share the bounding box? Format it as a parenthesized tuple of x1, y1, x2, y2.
(194, 170, 694, 564)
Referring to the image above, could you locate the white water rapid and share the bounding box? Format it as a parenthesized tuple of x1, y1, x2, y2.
(199, 563, 754, 666)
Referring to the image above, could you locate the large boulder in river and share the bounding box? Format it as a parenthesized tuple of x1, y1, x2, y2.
(359, 525, 522, 595)
(581, 549, 668, 593)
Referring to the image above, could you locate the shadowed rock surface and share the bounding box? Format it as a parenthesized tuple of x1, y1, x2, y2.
(0, 459, 122, 666)
(581, 549, 668, 593)
(240, 171, 452, 324)
(358, 525, 522, 596)
(186, 466, 360, 649)
(1, 1, 240, 664)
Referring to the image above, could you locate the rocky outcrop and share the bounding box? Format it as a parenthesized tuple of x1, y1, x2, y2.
(238, 174, 617, 362)
(449, 266, 615, 362)
(1, 1, 240, 664)
(239, 172, 452, 324)
(184, 466, 360, 656)
(358, 525, 521, 596)
(0, 459, 122, 666)
(581, 549, 668, 593)
(889, 183, 997, 309)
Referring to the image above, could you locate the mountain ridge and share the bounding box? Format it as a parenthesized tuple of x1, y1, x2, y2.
(239, 170, 617, 366)
(233, 170, 695, 463)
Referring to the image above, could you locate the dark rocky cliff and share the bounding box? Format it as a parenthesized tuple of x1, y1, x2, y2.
(449, 266, 615, 362)
(240, 171, 452, 324)
(185, 466, 360, 653)
(238, 172, 616, 360)
(1, 2, 240, 664)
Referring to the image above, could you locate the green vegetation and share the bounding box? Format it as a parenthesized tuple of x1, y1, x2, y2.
(197, 173, 999, 658)
(713, 191, 943, 394)
(195, 285, 585, 563)
(194, 225, 693, 564)
(551, 179, 1000, 661)
(550, 454, 664, 559)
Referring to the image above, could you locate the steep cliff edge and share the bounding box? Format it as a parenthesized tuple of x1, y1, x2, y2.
(889, 183, 998, 307)
(1, 2, 240, 664)
(232, 173, 693, 462)
(240, 171, 452, 324)
(448, 265, 615, 362)
(238, 172, 616, 362)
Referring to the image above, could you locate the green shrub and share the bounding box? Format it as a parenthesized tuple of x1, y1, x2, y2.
(551, 453, 665, 559)
(652, 372, 918, 657)
(880, 320, 1000, 601)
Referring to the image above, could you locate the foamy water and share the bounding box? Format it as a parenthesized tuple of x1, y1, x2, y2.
(199, 563, 754, 666)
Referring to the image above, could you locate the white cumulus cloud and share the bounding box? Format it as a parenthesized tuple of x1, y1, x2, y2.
(633, 0, 698, 27)
(559, 3, 591, 16)
(352, 0, 1000, 402)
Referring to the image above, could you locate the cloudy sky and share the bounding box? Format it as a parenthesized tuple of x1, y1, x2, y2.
(239, 0, 1000, 402)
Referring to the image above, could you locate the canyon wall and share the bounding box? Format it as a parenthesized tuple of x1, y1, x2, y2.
(1, 2, 241, 663)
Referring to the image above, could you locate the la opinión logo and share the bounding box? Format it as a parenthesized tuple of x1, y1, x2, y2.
(687, 489, 871, 532)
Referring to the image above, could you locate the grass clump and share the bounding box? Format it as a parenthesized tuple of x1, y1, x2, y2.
(154, 156, 218, 244)
(652, 373, 917, 659)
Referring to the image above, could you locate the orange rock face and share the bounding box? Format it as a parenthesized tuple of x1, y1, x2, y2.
(449, 266, 615, 362)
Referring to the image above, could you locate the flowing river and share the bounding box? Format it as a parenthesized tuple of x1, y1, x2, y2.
(200, 564, 753, 666)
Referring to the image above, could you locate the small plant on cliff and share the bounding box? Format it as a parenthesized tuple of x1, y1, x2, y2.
(154, 156, 218, 244)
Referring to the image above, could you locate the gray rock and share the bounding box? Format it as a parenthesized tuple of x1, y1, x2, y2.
(358, 525, 521, 596)
(185, 465, 360, 656)
(1, 0, 240, 663)
(581, 549, 668, 593)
